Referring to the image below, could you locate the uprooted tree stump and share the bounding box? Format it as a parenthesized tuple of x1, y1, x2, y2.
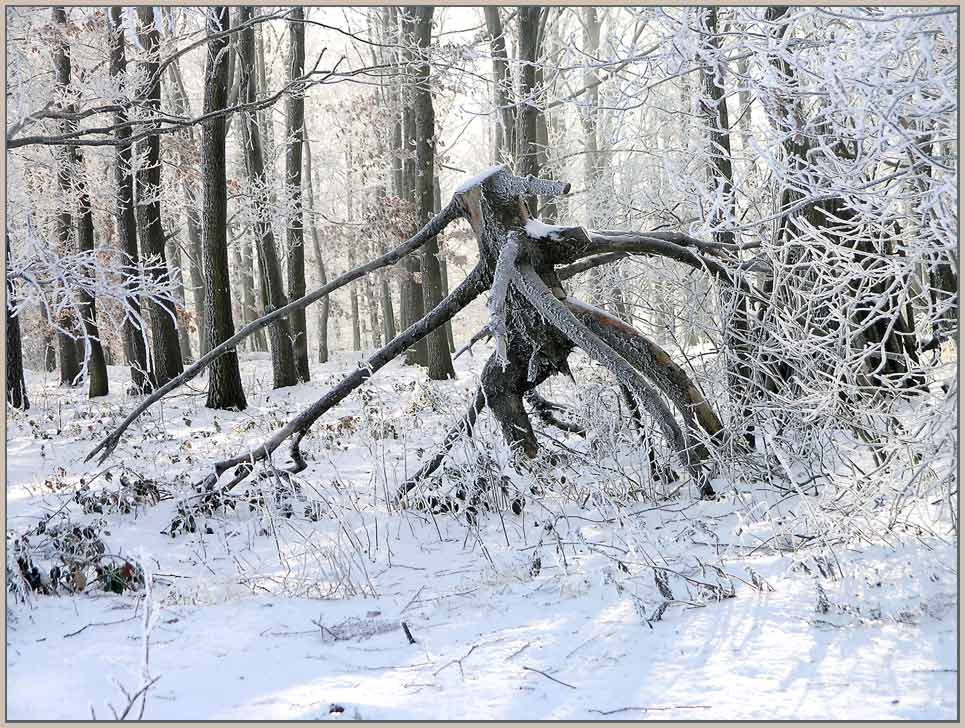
(89, 165, 747, 508)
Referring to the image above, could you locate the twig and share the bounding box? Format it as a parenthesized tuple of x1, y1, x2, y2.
(63, 615, 137, 639)
(589, 705, 711, 716)
(401, 621, 417, 645)
(522, 665, 577, 689)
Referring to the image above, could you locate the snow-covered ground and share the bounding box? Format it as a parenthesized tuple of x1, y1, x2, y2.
(5, 350, 958, 720)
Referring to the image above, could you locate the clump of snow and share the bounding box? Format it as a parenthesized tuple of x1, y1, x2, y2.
(454, 164, 506, 193)
(524, 219, 573, 241)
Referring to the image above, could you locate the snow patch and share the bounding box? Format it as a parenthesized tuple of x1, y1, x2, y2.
(454, 164, 506, 193)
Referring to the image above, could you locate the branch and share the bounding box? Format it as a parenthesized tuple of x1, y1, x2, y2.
(87, 198, 466, 464)
(511, 265, 697, 475)
(210, 265, 489, 480)
(488, 233, 520, 368)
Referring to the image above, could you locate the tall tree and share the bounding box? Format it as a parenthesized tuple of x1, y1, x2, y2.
(238, 5, 298, 388)
(516, 7, 544, 214)
(201, 6, 247, 410)
(285, 6, 311, 381)
(303, 139, 330, 363)
(484, 7, 515, 162)
(399, 10, 428, 367)
(51, 6, 108, 396)
(134, 6, 184, 386)
(412, 6, 455, 379)
(6, 235, 29, 411)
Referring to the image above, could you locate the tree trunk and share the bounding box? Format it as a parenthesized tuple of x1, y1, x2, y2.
(345, 155, 362, 352)
(285, 6, 311, 381)
(484, 7, 515, 162)
(239, 236, 267, 351)
(166, 57, 209, 355)
(516, 8, 543, 214)
(698, 6, 754, 445)
(166, 238, 194, 363)
(400, 10, 429, 367)
(51, 8, 107, 395)
(202, 7, 247, 410)
(434, 176, 454, 352)
(6, 235, 29, 410)
(303, 139, 330, 363)
(412, 7, 455, 380)
(238, 5, 298, 389)
(108, 5, 151, 394)
(134, 6, 184, 387)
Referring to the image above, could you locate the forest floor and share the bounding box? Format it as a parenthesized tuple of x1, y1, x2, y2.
(5, 348, 958, 720)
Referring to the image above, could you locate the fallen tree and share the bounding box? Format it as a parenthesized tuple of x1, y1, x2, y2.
(89, 165, 747, 503)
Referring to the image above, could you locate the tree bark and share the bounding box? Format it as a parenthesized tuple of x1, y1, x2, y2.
(238, 5, 298, 389)
(285, 6, 310, 381)
(484, 7, 515, 162)
(399, 11, 428, 367)
(6, 235, 29, 410)
(134, 6, 184, 387)
(101, 33, 155, 385)
(201, 6, 247, 411)
(412, 6, 455, 380)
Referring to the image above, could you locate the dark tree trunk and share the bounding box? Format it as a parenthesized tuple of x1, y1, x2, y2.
(6, 236, 29, 410)
(412, 7, 455, 380)
(285, 6, 311, 381)
(516, 8, 543, 213)
(134, 6, 184, 387)
(303, 139, 330, 363)
(399, 10, 428, 367)
(51, 7, 97, 392)
(238, 5, 298, 389)
(201, 7, 247, 411)
(74, 150, 109, 397)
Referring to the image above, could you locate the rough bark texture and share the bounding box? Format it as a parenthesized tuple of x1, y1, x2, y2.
(201, 6, 247, 411)
(285, 6, 310, 381)
(6, 235, 29, 410)
(51, 8, 100, 393)
(412, 6, 455, 380)
(399, 11, 428, 367)
(135, 6, 184, 387)
(238, 5, 298, 389)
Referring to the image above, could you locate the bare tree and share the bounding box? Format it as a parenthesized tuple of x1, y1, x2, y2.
(285, 6, 311, 381)
(6, 235, 29, 410)
(134, 6, 184, 387)
(201, 6, 247, 410)
(412, 6, 455, 380)
(237, 5, 297, 388)
(51, 6, 108, 397)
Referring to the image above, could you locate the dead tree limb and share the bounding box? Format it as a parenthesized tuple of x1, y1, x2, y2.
(87, 198, 465, 463)
(210, 266, 488, 480)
